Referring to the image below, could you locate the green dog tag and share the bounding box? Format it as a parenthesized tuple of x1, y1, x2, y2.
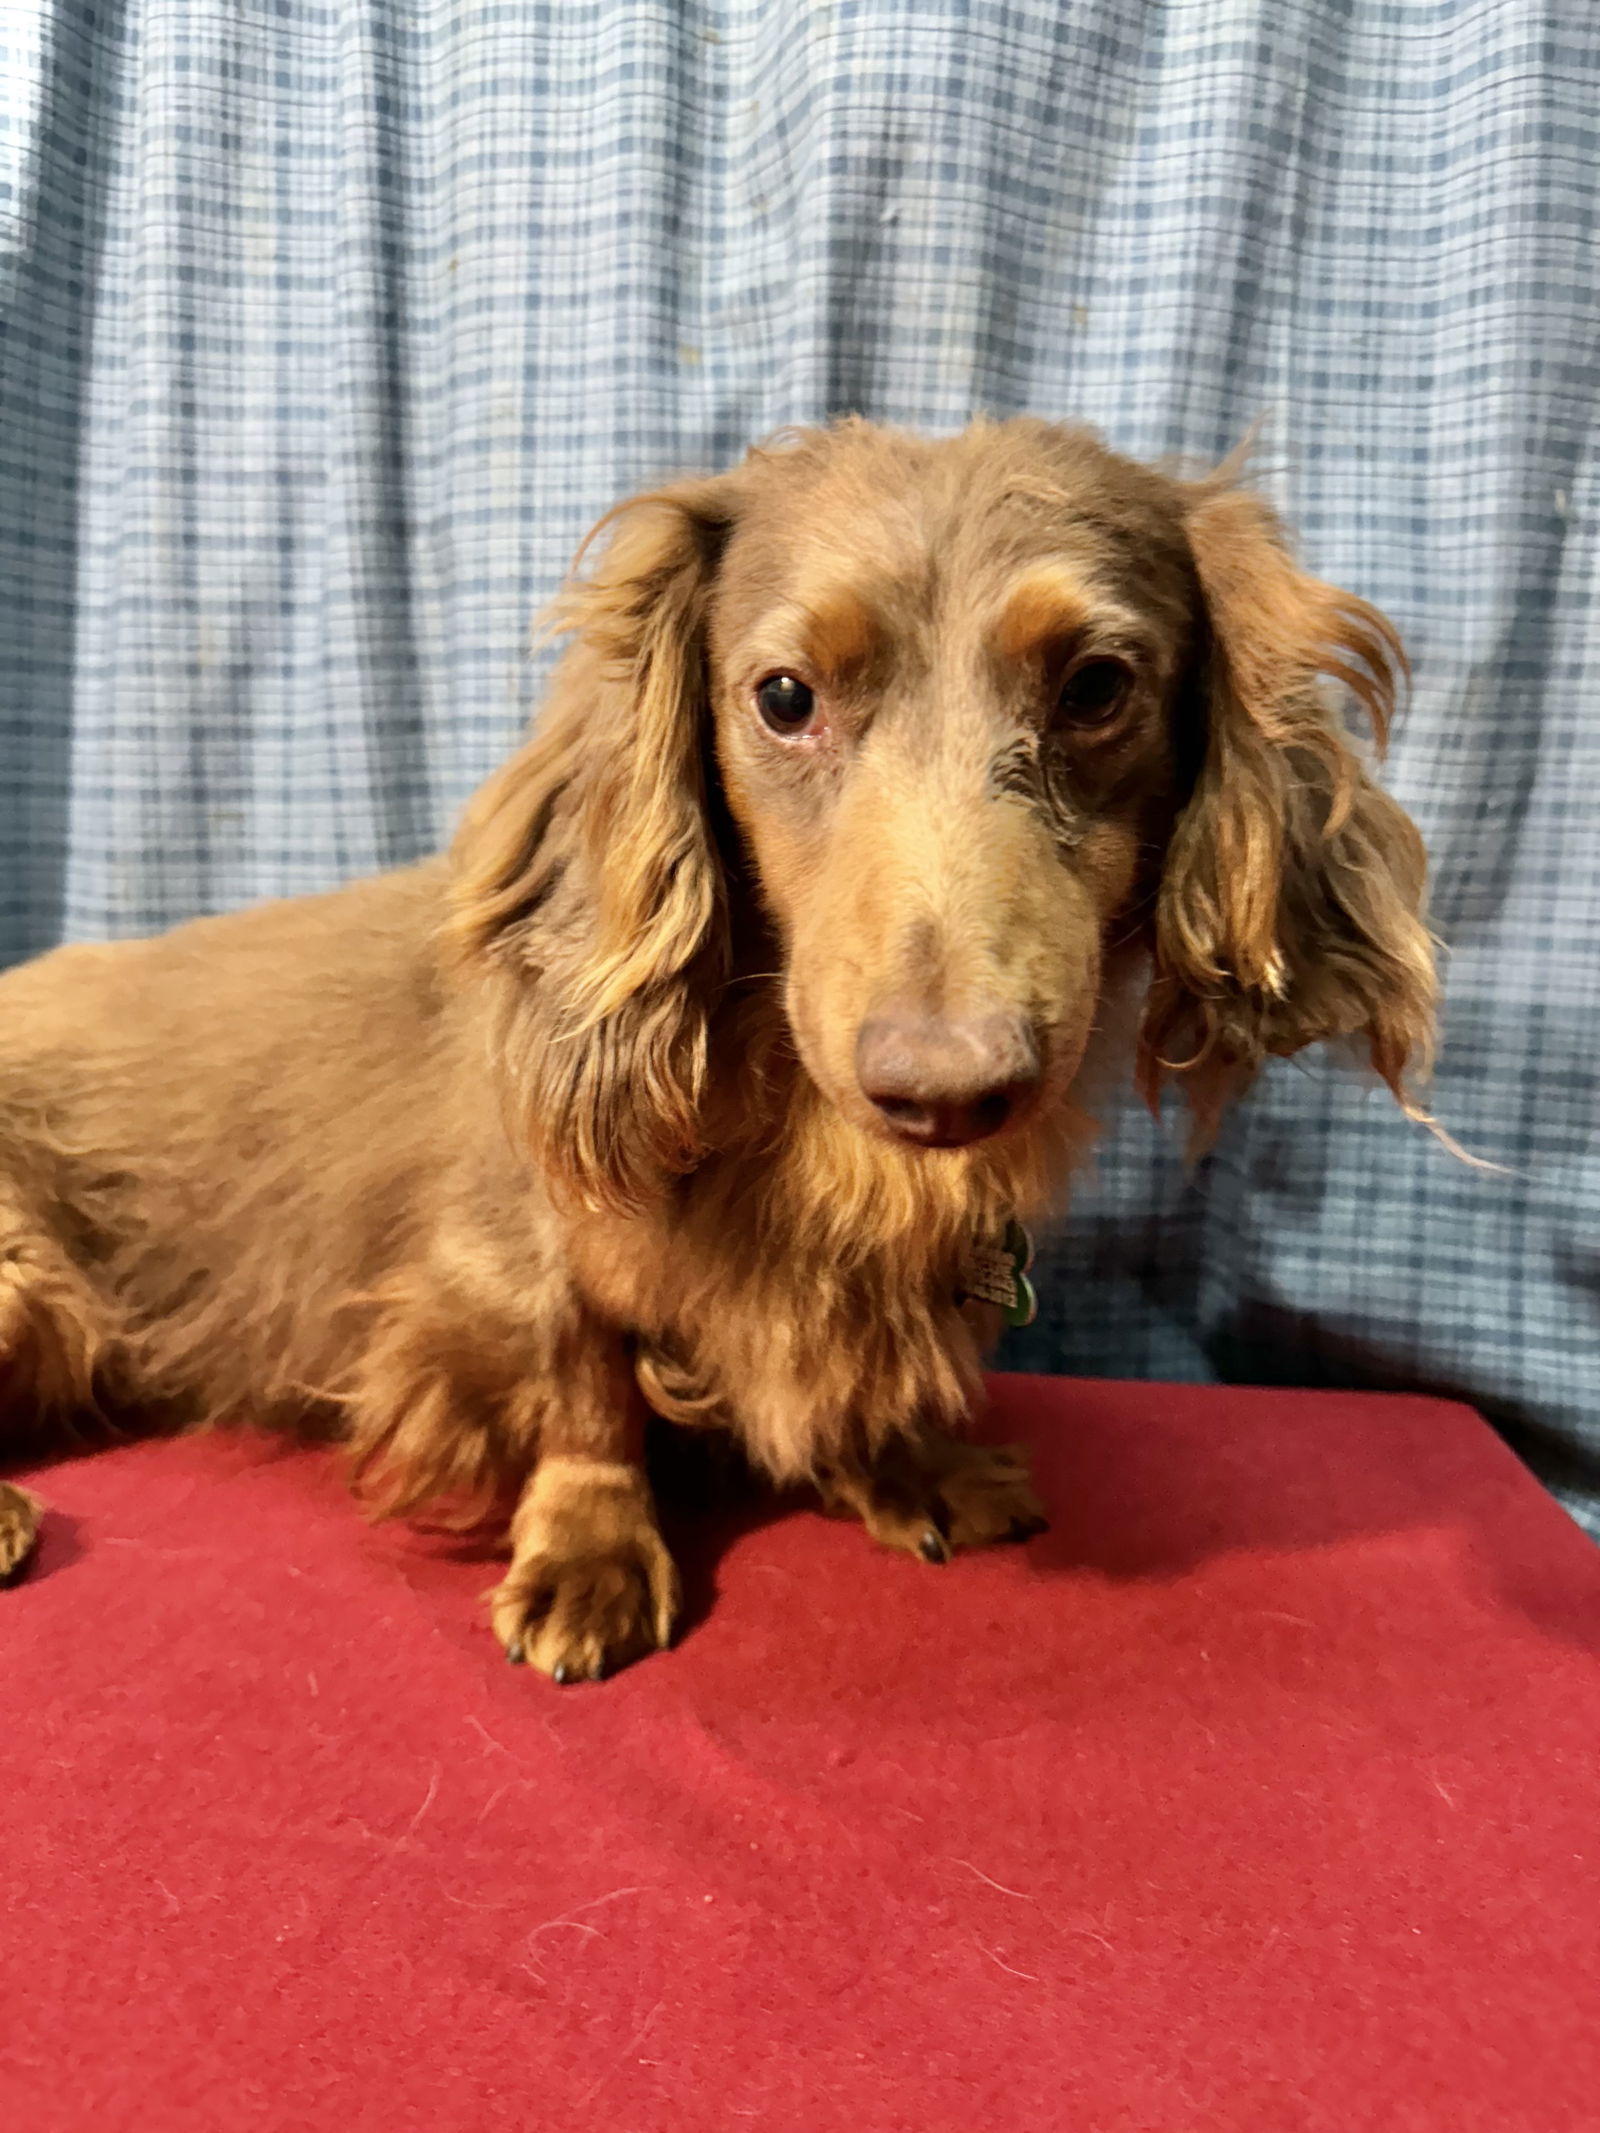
(1000, 1218, 1037, 1329)
(959, 1218, 1038, 1328)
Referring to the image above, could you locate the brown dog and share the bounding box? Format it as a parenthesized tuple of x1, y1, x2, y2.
(0, 419, 1435, 1677)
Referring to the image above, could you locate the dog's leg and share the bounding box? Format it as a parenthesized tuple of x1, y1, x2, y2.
(350, 1269, 680, 1681)
(0, 1190, 115, 1588)
(488, 1341, 680, 1684)
(0, 1481, 41, 1581)
(819, 1428, 1049, 1565)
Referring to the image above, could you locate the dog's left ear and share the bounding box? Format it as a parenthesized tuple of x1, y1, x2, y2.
(448, 473, 741, 1211)
(1139, 481, 1437, 1135)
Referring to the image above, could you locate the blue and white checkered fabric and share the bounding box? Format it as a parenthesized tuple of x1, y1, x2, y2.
(3, 3, 1597, 1526)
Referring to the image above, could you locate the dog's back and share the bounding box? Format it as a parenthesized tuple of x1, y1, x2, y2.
(0, 860, 457, 1434)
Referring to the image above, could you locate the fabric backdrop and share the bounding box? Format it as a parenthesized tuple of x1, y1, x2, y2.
(2, 2, 1596, 1526)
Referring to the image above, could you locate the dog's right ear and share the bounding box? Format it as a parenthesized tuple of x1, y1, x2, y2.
(1138, 479, 1435, 1142)
(446, 473, 741, 1212)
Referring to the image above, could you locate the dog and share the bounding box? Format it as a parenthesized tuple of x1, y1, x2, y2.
(0, 418, 1435, 1678)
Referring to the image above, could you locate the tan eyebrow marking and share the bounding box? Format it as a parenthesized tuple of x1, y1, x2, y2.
(794, 583, 883, 684)
(993, 568, 1095, 666)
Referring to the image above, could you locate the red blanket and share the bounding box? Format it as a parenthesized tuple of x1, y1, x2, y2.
(4, 1376, 1597, 2131)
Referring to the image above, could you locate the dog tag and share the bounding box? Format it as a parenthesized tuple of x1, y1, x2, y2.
(959, 1219, 1038, 1328)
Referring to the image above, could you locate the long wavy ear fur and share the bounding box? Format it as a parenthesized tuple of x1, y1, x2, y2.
(1139, 479, 1437, 1140)
(446, 475, 740, 1210)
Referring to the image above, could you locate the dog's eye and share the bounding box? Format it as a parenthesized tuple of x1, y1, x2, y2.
(1057, 657, 1132, 726)
(755, 673, 818, 735)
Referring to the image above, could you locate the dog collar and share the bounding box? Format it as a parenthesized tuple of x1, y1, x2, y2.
(958, 1217, 1038, 1328)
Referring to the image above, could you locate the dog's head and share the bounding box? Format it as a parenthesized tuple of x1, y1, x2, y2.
(451, 419, 1434, 1211)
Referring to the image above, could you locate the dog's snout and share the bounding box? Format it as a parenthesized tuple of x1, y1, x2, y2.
(855, 1012, 1041, 1149)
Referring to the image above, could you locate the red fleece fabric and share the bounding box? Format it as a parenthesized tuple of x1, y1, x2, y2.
(3, 1376, 1597, 2132)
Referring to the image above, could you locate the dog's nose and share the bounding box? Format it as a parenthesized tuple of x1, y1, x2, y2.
(855, 1012, 1041, 1148)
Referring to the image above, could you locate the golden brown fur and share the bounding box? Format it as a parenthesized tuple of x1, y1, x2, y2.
(0, 418, 1436, 1678)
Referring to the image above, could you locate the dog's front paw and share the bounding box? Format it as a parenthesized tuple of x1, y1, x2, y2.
(489, 1458, 680, 1683)
(924, 1440, 1049, 1557)
(0, 1481, 41, 1583)
(822, 1435, 1048, 1565)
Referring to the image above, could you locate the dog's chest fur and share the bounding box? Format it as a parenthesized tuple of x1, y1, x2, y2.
(566, 1149, 995, 1482)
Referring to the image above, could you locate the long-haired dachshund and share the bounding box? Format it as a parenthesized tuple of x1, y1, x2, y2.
(0, 419, 1435, 1679)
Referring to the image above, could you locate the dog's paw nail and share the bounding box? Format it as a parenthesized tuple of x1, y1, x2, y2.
(552, 1662, 572, 1686)
(918, 1528, 949, 1564)
(505, 1637, 524, 1665)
